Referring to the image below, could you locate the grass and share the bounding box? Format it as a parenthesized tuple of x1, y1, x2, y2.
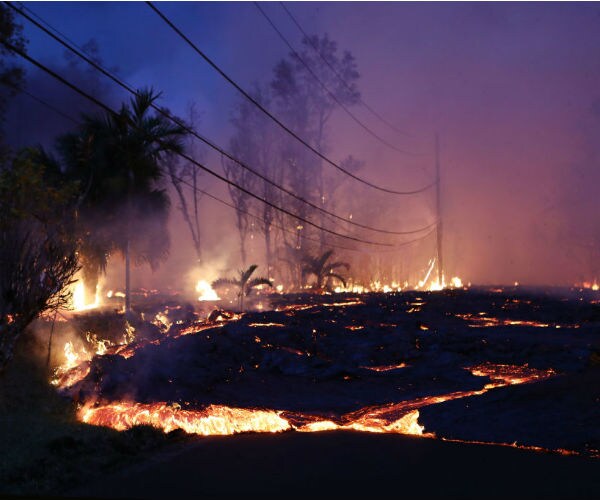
(0, 330, 189, 497)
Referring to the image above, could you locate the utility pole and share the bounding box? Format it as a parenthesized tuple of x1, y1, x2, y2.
(435, 133, 444, 286)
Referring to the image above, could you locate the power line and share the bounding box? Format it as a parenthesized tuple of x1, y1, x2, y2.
(8, 2, 437, 237)
(170, 170, 437, 254)
(0, 80, 79, 124)
(254, 2, 414, 156)
(0, 38, 395, 248)
(146, 1, 436, 196)
(279, 2, 409, 138)
(170, 171, 360, 253)
(3, 61, 426, 255)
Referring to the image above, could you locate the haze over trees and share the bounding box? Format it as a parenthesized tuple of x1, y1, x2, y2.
(224, 33, 366, 289)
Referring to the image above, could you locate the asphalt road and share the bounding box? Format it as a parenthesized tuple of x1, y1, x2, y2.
(70, 431, 599, 499)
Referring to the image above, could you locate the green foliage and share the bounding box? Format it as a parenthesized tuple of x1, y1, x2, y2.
(0, 149, 79, 371)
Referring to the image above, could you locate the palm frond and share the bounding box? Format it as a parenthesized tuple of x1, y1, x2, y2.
(246, 277, 273, 295)
(241, 264, 258, 284)
(317, 249, 334, 270)
(212, 278, 239, 289)
(328, 261, 350, 271)
(326, 272, 347, 288)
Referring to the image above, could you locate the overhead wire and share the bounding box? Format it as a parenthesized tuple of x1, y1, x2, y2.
(7, 2, 437, 237)
(170, 170, 437, 253)
(253, 2, 414, 156)
(146, 1, 436, 196)
(279, 1, 408, 138)
(11, 76, 432, 255)
(0, 79, 79, 124)
(0, 37, 398, 248)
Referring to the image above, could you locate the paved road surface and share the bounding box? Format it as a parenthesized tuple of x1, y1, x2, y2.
(71, 431, 599, 499)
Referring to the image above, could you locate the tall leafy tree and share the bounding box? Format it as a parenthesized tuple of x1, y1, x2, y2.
(0, 4, 26, 151)
(59, 89, 187, 310)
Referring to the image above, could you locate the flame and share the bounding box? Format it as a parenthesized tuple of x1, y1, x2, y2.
(152, 311, 172, 331)
(70, 279, 100, 311)
(580, 281, 599, 291)
(51, 340, 92, 388)
(196, 280, 220, 301)
(86, 332, 113, 356)
(63, 340, 88, 370)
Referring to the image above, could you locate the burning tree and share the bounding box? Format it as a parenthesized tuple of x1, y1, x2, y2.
(212, 264, 272, 312)
(0, 150, 79, 372)
(302, 249, 349, 291)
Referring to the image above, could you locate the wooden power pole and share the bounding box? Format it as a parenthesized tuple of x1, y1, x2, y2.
(435, 133, 444, 286)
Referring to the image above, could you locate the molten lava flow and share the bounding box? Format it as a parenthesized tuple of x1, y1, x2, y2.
(360, 363, 407, 372)
(456, 313, 551, 328)
(74, 364, 556, 442)
(78, 402, 291, 435)
(346, 409, 426, 435)
(71, 362, 588, 456)
(248, 322, 285, 328)
(469, 363, 556, 386)
(196, 280, 220, 301)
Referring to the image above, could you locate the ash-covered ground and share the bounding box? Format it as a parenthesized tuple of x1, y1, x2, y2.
(60, 287, 600, 456)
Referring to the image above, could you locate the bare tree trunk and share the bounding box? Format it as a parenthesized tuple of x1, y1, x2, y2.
(168, 165, 203, 264)
(125, 170, 132, 313)
(265, 226, 272, 279)
(125, 236, 131, 312)
(192, 169, 202, 264)
(46, 308, 58, 369)
(316, 114, 326, 251)
(237, 211, 248, 267)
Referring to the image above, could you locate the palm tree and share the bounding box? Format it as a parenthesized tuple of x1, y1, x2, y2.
(212, 264, 272, 311)
(59, 88, 187, 311)
(302, 250, 350, 291)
